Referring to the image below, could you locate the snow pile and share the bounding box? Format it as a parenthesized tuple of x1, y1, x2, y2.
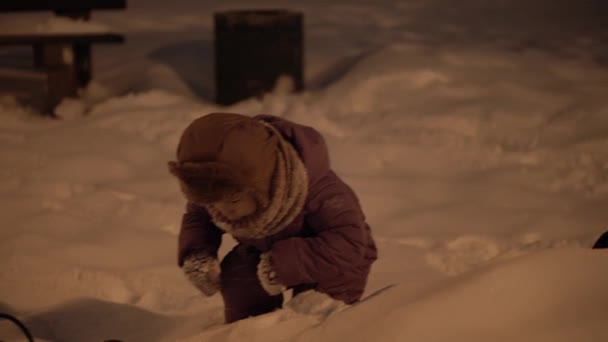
(300, 247, 608, 342)
(176, 248, 608, 342)
(175, 291, 348, 342)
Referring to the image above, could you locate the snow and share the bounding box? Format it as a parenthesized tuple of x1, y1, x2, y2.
(1, 0, 608, 341)
(0, 16, 111, 35)
(178, 248, 608, 342)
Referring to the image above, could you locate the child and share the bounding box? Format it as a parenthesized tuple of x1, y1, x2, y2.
(168, 113, 377, 323)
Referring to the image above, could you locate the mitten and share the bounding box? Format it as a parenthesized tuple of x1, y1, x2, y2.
(257, 252, 286, 296)
(182, 251, 221, 296)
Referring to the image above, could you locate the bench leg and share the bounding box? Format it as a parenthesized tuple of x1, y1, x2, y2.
(33, 44, 44, 68)
(37, 43, 74, 67)
(35, 43, 78, 115)
(45, 66, 77, 116)
(73, 44, 92, 88)
(39, 42, 92, 89)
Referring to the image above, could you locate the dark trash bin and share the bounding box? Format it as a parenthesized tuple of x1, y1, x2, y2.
(214, 9, 303, 105)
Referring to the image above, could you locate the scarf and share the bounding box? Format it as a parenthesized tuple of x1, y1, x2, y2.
(206, 122, 309, 239)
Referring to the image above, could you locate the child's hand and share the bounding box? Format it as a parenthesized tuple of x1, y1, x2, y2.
(182, 251, 221, 296)
(257, 252, 286, 296)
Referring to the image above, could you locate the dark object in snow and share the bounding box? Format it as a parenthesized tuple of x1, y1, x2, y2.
(592, 230, 608, 249)
(0, 0, 126, 115)
(214, 9, 304, 105)
(0, 312, 34, 342)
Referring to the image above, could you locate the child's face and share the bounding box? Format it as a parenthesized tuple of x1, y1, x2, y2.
(210, 192, 257, 220)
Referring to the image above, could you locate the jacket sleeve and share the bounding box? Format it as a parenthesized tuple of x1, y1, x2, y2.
(177, 202, 224, 266)
(270, 174, 368, 287)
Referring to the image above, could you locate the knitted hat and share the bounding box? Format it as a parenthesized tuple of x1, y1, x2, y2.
(168, 113, 279, 207)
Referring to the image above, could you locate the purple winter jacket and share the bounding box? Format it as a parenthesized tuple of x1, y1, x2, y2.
(177, 115, 378, 304)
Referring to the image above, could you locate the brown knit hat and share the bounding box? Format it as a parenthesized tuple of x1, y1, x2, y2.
(168, 113, 279, 207)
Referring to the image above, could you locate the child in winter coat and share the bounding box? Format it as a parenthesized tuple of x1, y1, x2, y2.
(168, 113, 377, 323)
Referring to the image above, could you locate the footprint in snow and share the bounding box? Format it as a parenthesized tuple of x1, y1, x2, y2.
(375, 236, 436, 249)
(425, 235, 501, 276)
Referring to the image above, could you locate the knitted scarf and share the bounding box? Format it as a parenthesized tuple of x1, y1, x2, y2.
(206, 122, 309, 239)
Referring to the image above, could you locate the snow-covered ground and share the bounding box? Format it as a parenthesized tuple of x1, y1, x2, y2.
(0, 16, 111, 35)
(1, 1, 608, 341)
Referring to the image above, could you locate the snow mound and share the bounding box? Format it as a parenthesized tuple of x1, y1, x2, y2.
(293, 247, 608, 342)
(175, 291, 346, 342)
(171, 248, 608, 342)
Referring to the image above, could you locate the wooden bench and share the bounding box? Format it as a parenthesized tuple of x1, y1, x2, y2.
(0, 0, 126, 114)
